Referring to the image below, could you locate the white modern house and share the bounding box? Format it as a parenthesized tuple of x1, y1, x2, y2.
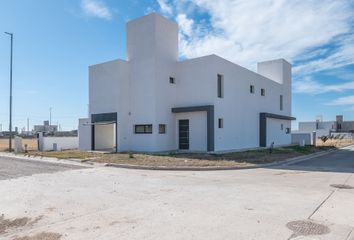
(79, 13, 295, 153)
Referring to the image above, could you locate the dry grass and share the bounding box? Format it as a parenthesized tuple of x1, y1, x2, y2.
(316, 138, 354, 148)
(24, 145, 337, 168)
(25, 150, 101, 160)
(0, 215, 42, 235)
(0, 138, 37, 152)
(96, 145, 334, 168)
(12, 232, 62, 240)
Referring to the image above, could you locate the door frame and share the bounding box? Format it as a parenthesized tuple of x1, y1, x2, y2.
(172, 105, 214, 152)
(178, 119, 190, 150)
(91, 112, 118, 152)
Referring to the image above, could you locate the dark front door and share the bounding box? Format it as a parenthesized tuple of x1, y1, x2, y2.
(179, 119, 189, 150)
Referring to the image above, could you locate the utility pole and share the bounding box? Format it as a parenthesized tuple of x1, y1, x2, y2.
(49, 107, 52, 126)
(27, 118, 29, 135)
(5, 32, 13, 152)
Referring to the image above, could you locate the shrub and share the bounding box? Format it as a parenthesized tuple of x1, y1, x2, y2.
(320, 136, 329, 143)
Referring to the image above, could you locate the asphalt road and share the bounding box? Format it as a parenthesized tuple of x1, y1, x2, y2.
(0, 147, 353, 240)
(283, 145, 354, 173)
(0, 156, 85, 180)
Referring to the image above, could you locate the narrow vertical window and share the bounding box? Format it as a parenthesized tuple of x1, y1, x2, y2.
(250, 85, 255, 94)
(280, 95, 283, 111)
(217, 74, 224, 98)
(261, 88, 265, 96)
(218, 118, 223, 128)
(169, 77, 175, 84)
(281, 124, 284, 130)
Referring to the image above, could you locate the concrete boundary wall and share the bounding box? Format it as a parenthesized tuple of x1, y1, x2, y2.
(291, 132, 312, 145)
(38, 135, 78, 151)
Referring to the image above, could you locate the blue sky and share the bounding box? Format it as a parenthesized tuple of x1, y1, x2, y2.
(0, 0, 354, 131)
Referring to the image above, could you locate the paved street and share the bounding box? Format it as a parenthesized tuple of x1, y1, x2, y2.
(0, 146, 353, 240)
(0, 157, 85, 180)
(281, 146, 354, 173)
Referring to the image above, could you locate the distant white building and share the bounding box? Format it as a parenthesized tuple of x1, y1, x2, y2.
(33, 121, 58, 134)
(298, 115, 354, 137)
(79, 13, 295, 153)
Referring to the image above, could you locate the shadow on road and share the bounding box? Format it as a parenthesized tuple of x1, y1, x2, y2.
(269, 147, 354, 173)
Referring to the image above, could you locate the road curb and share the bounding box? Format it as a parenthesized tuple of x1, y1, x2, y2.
(0, 146, 343, 172)
(105, 149, 338, 171)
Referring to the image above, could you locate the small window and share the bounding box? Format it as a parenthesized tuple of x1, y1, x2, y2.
(159, 124, 166, 134)
(281, 124, 284, 130)
(134, 124, 152, 134)
(280, 95, 283, 111)
(218, 118, 223, 128)
(169, 77, 175, 84)
(250, 85, 255, 94)
(286, 128, 290, 134)
(217, 74, 224, 98)
(261, 88, 265, 96)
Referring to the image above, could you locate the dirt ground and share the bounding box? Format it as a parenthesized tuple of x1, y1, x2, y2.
(25, 145, 337, 169)
(316, 138, 354, 148)
(0, 138, 37, 151)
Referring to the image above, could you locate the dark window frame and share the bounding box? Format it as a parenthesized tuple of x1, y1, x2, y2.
(218, 118, 223, 128)
(169, 77, 175, 84)
(261, 88, 265, 96)
(250, 85, 255, 94)
(286, 128, 290, 134)
(217, 74, 224, 98)
(280, 95, 283, 111)
(134, 124, 153, 134)
(159, 124, 166, 134)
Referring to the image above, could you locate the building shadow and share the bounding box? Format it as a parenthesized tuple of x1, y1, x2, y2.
(267, 147, 354, 174)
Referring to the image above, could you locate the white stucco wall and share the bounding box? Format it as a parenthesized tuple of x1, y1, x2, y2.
(298, 121, 335, 137)
(176, 55, 292, 151)
(82, 13, 294, 153)
(79, 118, 91, 151)
(292, 133, 312, 145)
(41, 137, 78, 151)
(266, 118, 291, 147)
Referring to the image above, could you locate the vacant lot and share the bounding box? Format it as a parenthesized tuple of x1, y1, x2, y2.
(0, 138, 37, 151)
(25, 145, 336, 169)
(316, 138, 354, 148)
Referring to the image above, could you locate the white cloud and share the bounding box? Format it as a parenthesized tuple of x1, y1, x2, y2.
(327, 95, 354, 106)
(293, 77, 354, 94)
(81, 0, 112, 20)
(160, 0, 354, 74)
(176, 14, 194, 36)
(157, 0, 173, 16)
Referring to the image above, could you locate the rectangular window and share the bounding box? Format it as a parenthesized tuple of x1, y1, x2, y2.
(286, 128, 290, 134)
(169, 77, 175, 84)
(280, 95, 283, 111)
(134, 124, 152, 134)
(159, 124, 166, 134)
(250, 85, 255, 94)
(218, 118, 223, 128)
(217, 74, 224, 98)
(281, 124, 284, 130)
(261, 88, 265, 96)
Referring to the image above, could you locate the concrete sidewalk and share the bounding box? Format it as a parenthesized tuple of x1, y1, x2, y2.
(0, 146, 353, 240)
